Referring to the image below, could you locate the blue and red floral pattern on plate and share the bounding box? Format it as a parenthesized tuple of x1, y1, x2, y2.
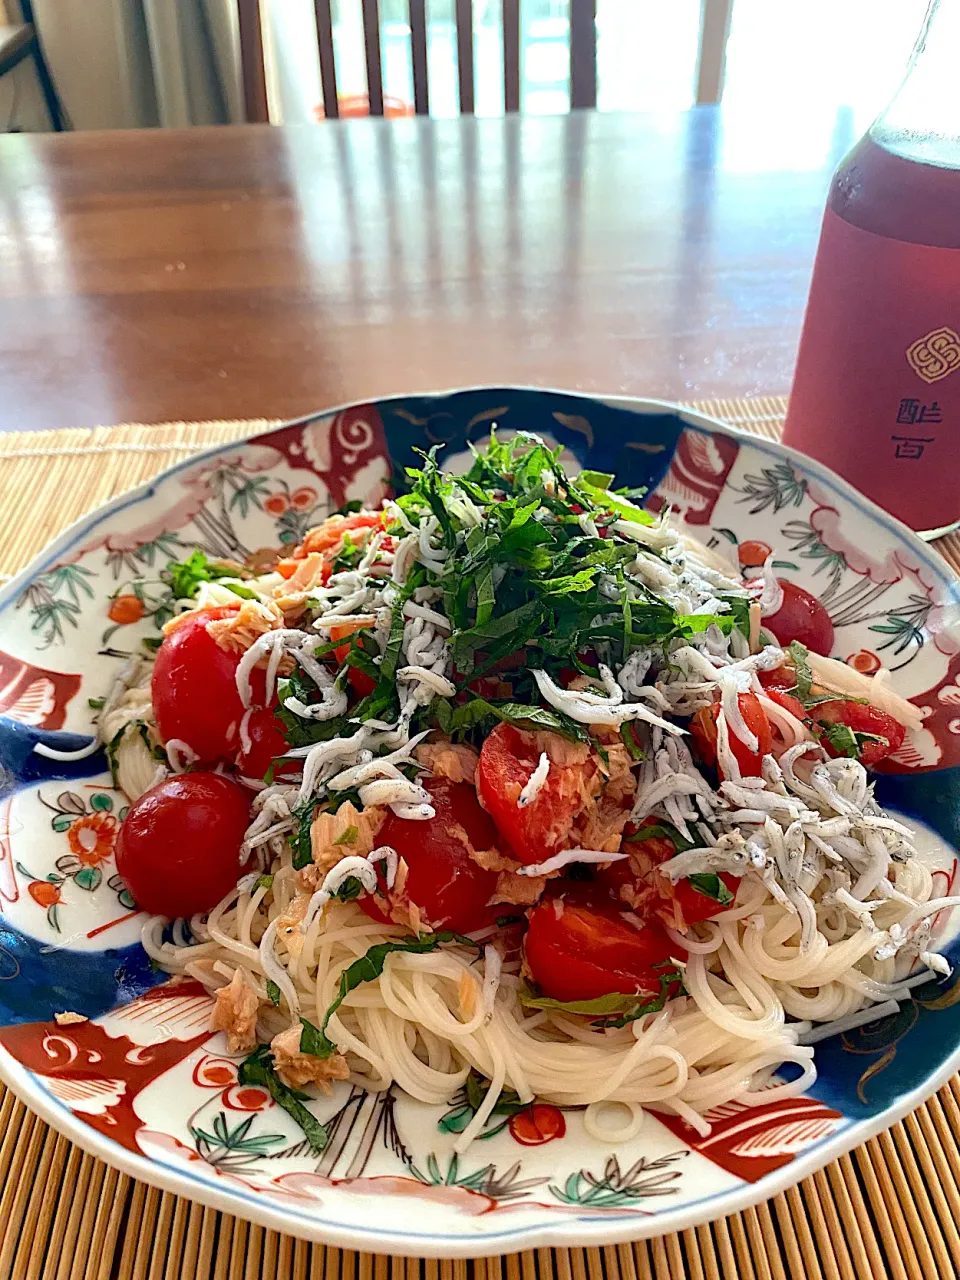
(0, 390, 958, 1257)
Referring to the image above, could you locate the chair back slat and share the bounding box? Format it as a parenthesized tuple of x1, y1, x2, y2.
(569, 0, 597, 110)
(695, 0, 733, 104)
(502, 0, 520, 113)
(408, 0, 430, 115)
(313, 0, 339, 119)
(242, 0, 620, 125)
(455, 0, 475, 115)
(238, 0, 269, 123)
(361, 0, 385, 115)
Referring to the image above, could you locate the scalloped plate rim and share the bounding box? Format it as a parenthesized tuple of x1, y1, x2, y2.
(1, 1032, 956, 1257)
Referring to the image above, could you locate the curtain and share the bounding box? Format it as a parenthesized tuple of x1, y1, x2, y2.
(31, 0, 244, 129)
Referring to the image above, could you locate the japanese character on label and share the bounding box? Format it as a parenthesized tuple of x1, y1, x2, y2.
(892, 434, 934, 460)
(896, 397, 943, 425)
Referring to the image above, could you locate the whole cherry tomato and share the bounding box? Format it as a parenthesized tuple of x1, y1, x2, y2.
(762, 581, 834, 656)
(116, 772, 251, 918)
(152, 606, 261, 763)
(234, 706, 298, 780)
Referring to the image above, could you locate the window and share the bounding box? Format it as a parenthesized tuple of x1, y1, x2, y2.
(262, 0, 929, 128)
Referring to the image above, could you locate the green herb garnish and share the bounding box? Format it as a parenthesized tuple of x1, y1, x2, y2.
(519, 961, 685, 1028)
(625, 820, 694, 852)
(238, 1045, 327, 1153)
(818, 720, 886, 759)
(332, 825, 359, 847)
(305, 933, 481, 1059)
(163, 549, 246, 600)
(395, 435, 695, 689)
(333, 876, 364, 902)
(687, 873, 734, 905)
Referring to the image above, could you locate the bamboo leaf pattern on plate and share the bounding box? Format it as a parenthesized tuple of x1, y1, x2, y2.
(190, 1111, 287, 1171)
(409, 1152, 548, 1201)
(735, 462, 808, 515)
(549, 1153, 688, 1208)
(17, 565, 97, 647)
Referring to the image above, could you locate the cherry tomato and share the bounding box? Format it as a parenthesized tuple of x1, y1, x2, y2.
(598, 829, 738, 928)
(524, 894, 681, 1003)
(762, 581, 834, 656)
(508, 1105, 566, 1145)
(813, 700, 905, 766)
(758, 664, 797, 692)
(116, 772, 251, 917)
(302, 511, 383, 557)
(153, 607, 264, 764)
(669, 875, 738, 926)
(764, 687, 807, 721)
(476, 723, 592, 866)
(358, 778, 501, 932)
(234, 706, 297, 780)
(330, 622, 377, 698)
(690, 692, 773, 778)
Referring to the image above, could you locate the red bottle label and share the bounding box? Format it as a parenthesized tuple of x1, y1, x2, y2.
(783, 207, 960, 532)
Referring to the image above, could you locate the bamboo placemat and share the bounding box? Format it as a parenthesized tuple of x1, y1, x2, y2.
(1, 396, 959, 1280)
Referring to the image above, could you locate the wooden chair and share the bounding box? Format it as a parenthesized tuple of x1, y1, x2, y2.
(0, 0, 66, 130)
(238, 0, 732, 125)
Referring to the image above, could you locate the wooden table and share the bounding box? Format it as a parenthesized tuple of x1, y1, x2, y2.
(0, 108, 848, 433)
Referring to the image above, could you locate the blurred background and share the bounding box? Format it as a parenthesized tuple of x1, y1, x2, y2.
(0, 0, 934, 147)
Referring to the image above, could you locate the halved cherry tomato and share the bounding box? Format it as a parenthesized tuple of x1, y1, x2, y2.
(476, 723, 594, 866)
(330, 622, 377, 698)
(358, 778, 501, 933)
(598, 829, 738, 929)
(669, 875, 739, 928)
(758, 686, 810, 758)
(813, 700, 905, 766)
(762, 581, 834, 656)
(689, 692, 773, 779)
(758, 664, 797, 692)
(302, 511, 383, 557)
(152, 606, 263, 764)
(524, 893, 681, 1003)
(234, 706, 298, 780)
(116, 772, 252, 917)
(764, 688, 806, 721)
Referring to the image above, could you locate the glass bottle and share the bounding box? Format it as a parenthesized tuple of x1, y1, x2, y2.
(782, 0, 960, 537)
